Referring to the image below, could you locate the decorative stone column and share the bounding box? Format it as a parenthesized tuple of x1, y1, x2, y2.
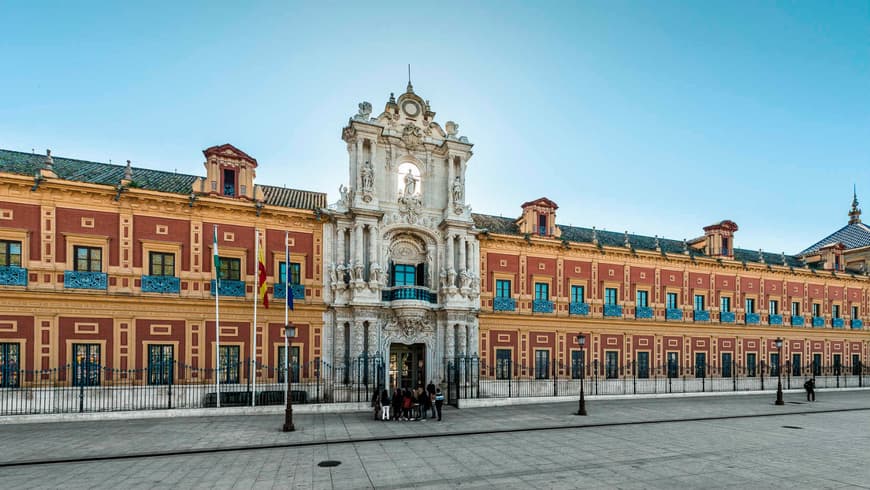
(335, 321, 346, 369)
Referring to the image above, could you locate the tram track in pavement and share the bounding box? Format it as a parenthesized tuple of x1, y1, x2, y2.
(1, 405, 868, 469)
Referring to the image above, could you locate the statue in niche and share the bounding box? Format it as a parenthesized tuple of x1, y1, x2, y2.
(369, 263, 382, 287)
(328, 263, 338, 286)
(459, 269, 472, 290)
(361, 161, 374, 192)
(353, 262, 365, 285)
(403, 170, 417, 196)
(447, 268, 457, 289)
(440, 268, 449, 290)
(452, 176, 463, 203)
(338, 184, 349, 205)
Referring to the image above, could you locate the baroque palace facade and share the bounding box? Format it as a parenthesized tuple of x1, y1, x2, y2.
(1, 82, 869, 391)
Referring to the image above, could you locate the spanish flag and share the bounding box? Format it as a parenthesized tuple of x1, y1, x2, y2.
(257, 240, 269, 309)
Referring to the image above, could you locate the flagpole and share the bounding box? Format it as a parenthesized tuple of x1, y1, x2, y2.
(284, 231, 289, 398)
(214, 224, 221, 409)
(252, 229, 258, 408)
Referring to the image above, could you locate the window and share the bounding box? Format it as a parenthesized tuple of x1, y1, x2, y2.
(279, 262, 301, 284)
(745, 298, 755, 314)
(833, 354, 842, 376)
(722, 353, 732, 378)
(571, 350, 585, 379)
(769, 300, 778, 315)
(832, 305, 840, 319)
(534, 350, 549, 379)
(219, 345, 240, 384)
(636, 290, 648, 308)
(538, 214, 547, 235)
(605, 351, 619, 379)
(666, 292, 678, 310)
(149, 252, 175, 277)
(812, 353, 821, 376)
(695, 353, 706, 378)
(0, 342, 20, 388)
(852, 354, 861, 376)
(720, 296, 731, 313)
(746, 353, 757, 377)
(496, 279, 511, 298)
(812, 303, 820, 317)
(148, 345, 174, 385)
(636, 352, 649, 379)
(392, 264, 416, 287)
(73, 343, 101, 386)
(721, 237, 729, 255)
(694, 294, 705, 311)
(770, 353, 780, 377)
(791, 301, 800, 316)
(0, 240, 22, 267)
(223, 168, 236, 196)
(534, 283, 549, 301)
(605, 288, 618, 306)
(666, 352, 679, 378)
(278, 345, 300, 383)
(852, 306, 859, 320)
(570, 285, 585, 304)
(792, 354, 801, 377)
(219, 257, 241, 281)
(495, 349, 512, 380)
(74, 246, 102, 272)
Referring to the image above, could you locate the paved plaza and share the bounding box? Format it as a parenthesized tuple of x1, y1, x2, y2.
(1, 390, 869, 488)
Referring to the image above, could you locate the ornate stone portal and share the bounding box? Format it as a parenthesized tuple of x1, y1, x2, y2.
(322, 82, 480, 388)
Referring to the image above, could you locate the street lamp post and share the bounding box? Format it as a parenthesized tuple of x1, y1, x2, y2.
(775, 337, 784, 406)
(283, 323, 296, 432)
(576, 333, 587, 416)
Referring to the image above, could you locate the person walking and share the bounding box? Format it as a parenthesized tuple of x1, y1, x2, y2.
(380, 388, 391, 421)
(804, 378, 816, 402)
(434, 388, 444, 421)
(426, 381, 437, 418)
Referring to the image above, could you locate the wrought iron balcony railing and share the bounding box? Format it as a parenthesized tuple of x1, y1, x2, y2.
(273, 283, 305, 300)
(64, 271, 107, 290)
(569, 302, 589, 316)
(141, 275, 180, 294)
(0, 266, 27, 286)
(635, 306, 653, 319)
(745, 313, 760, 325)
(604, 304, 623, 317)
(769, 314, 783, 326)
(693, 310, 710, 322)
(811, 316, 825, 328)
(832, 318, 845, 328)
(791, 316, 805, 327)
(852, 319, 863, 329)
(210, 279, 245, 297)
(720, 311, 735, 323)
(493, 297, 516, 312)
(381, 286, 437, 303)
(666, 308, 683, 320)
(532, 299, 554, 313)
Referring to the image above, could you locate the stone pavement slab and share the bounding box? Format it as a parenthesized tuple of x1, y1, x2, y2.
(0, 389, 867, 466)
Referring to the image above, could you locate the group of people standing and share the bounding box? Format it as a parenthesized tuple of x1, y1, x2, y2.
(373, 381, 444, 422)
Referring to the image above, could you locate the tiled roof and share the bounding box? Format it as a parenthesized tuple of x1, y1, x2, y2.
(472, 213, 805, 267)
(0, 149, 325, 211)
(797, 222, 870, 256)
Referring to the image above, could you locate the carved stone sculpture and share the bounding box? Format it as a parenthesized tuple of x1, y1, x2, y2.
(403, 170, 417, 196)
(459, 269, 472, 290)
(369, 262, 382, 287)
(452, 176, 463, 203)
(360, 161, 374, 202)
(355, 101, 372, 120)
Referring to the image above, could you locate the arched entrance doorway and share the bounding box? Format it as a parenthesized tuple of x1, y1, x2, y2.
(389, 343, 425, 389)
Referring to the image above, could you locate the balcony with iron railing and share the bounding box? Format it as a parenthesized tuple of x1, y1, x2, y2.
(720, 311, 735, 323)
(210, 279, 245, 297)
(745, 313, 760, 325)
(635, 306, 653, 319)
(832, 318, 845, 328)
(64, 271, 107, 290)
(381, 286, 437, 304)
(141, 275, 180, 294)
(604, 304, 623, 317)
(273, 283, 305, 300)
(769, 314, 783, 326)
(0, 266, 27, 286)
(493, 297, 516, 312)
(569, 302, 589, 316)
(693, 310, 710, 322)
(532, 299, 554, 313)
(791, 316, 805, 327)
(812, 316, 825, 328)
(666, 308, 683, 321)
(852, 319, 863, 329)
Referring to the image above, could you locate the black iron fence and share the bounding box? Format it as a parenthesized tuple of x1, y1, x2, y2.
(0, 357, 386, 416)
(445, 357, 869, 403)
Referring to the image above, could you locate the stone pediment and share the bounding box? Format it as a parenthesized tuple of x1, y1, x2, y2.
(203, 144, 258, 167)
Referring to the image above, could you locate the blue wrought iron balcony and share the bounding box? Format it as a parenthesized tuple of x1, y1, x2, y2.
(832, 318, 845, 328)
(210, 279, 245, 297)
(745, 313, 760, 325)
(811, 316, 825, 328)
(532, 299, 554, 313)
(0, 266, 27, 286)
(666, 308, 683, 321)
(569, 302, 589, 316)
(141, 275, 180, 294)
(273, 283, 305, 300)
(381, 286, 437, 303)
(493, 297, 516, 312)
(693, 310, 710, 322)
(604, 304, 623, 317)
(851, 319, 863, 329)
(769, 314, 783, 326)
(720, 311, 735, 323)
(635, 306, 653, 319)
(791, 316, 805, 327)
(64, 271, 107, 290)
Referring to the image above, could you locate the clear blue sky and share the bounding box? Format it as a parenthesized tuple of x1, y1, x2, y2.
(1, 1, 867, 254)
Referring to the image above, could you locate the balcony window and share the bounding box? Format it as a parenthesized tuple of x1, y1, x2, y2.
(852, 306, 859, 321)
(791, 301, 800, 316)
(0, 240, 22, 267)
(636, 290, 648, 308)
(149, 252, 175, 277)
(74, 246, 102, 272)
(812, 303, 820, 317)
(392, 264, 416, 287)
(605, 288, 618, 306)
(496, 279, 511, 298)
(538, 214, 547, 236)
(570, 285, 585, 304)
(694, 294, 705, 312)
(745, 298, 755, 314)
(279, 262, 301, 284)
(832, 304, 840, 319)
(534, 283, 549, 301)
(720, 296, 731, 313)
(769, 300, 778, 315)
(223, 169, 236, 197)
(219, 257, 241, 281)
(666, 292, 678, 310)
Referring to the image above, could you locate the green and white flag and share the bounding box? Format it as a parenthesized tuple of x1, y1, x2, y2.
(213, 225, 220, 284)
